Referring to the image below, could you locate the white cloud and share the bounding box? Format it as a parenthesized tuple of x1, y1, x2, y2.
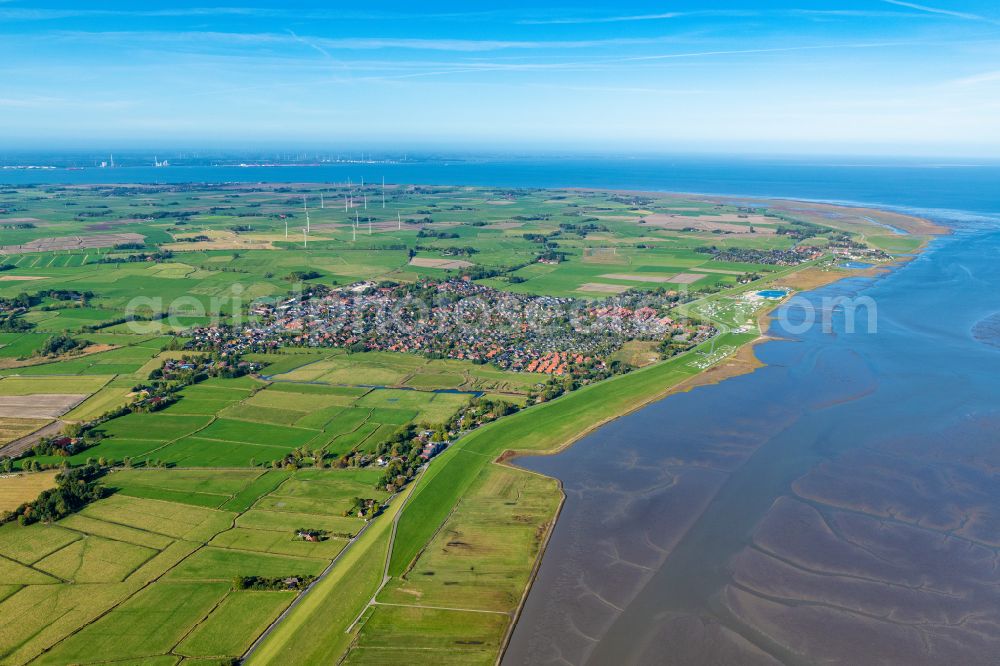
(950, 70, 1000, 86)
(46, 30, 693, 53)
(0, 96, 63, 108)
(0, 7, 506, 22)
(607, 41, 909, 64)
(0, 95, 133, 110)
(518, 12, 687, 25)
(882, 0, 1000, 25)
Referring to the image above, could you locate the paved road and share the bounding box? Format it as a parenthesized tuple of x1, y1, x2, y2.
(0, 420, 64, 459)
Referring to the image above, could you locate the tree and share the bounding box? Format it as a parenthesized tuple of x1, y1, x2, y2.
(37, 334, 87, 357)
(4, 464, 105, 526)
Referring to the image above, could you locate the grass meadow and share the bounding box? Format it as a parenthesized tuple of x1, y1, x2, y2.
(0, 468, 376, 664)
(0, 470, 60, 512)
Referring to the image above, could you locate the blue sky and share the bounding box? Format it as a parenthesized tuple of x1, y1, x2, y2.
(2, 1, 1000, 155)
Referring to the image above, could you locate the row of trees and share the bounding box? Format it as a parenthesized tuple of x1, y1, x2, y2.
(233, 575, 315, 591)
(0, 463, 106, 526)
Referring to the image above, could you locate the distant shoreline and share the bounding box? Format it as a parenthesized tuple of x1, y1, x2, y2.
(1, 158, 997, 221)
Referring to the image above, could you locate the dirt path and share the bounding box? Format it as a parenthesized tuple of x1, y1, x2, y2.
(372, 601, 510, 615)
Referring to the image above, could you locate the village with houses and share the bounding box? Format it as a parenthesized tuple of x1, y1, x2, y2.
(188, 278, 717, 380)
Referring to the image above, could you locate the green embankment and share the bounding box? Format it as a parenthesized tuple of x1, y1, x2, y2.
(245, 483, 414, 665)
(388, 330, 753, 575)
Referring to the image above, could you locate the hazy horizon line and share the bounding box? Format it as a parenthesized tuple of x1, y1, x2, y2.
(2, 146, 1000, 163)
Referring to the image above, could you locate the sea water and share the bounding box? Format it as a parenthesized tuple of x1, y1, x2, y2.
(3, 155, 1000, 216)
(504, 203, 1000, 662)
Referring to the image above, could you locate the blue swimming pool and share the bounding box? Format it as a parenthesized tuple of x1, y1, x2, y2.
(757, 289, 790, 299)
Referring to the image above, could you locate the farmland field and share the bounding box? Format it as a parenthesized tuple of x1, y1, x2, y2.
(175, 590, 297, 659)
(61, 384, 134, 421)
(272, 350, 541, 396)
(0, 467, 394, 664)
(105, 468, 267, 507)
(33, 535, 157, 583)
(0, 375, 112, 395)
(0, 470, 59, 511)
(0, 183, 916, 664)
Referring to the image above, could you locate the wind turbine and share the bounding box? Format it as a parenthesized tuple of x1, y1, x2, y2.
(284, 217, 288, 240)
(303, 229, 308, 248)
(397, 211, 401, 231)
(302, 196, 311, 234)
(320, 193, 325, 209)
(368, 217, 372, 235)
(381, 176, 386, 209)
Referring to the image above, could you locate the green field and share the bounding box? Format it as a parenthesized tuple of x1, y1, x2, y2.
(11, 359, 481, 471)
(0, 470, 59, 512)
(105, 468, 268, 508)
(246, 483, 415, 666)
(175, 590, 297, 659)
(0, 468, 392, 664)
(272, 351, 541, 396)
(32, 582, 232, 664)
(0, 375, 112, 395)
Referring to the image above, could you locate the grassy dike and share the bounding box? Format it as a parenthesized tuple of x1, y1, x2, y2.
(388, 329, 755, 576)
(245, 483, 415, 665)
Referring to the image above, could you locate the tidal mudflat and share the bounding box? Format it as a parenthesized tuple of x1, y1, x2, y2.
(505, 220, 1000, 665)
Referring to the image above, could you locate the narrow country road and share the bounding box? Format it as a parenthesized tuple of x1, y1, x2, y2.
(0, 420, 64, 459)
